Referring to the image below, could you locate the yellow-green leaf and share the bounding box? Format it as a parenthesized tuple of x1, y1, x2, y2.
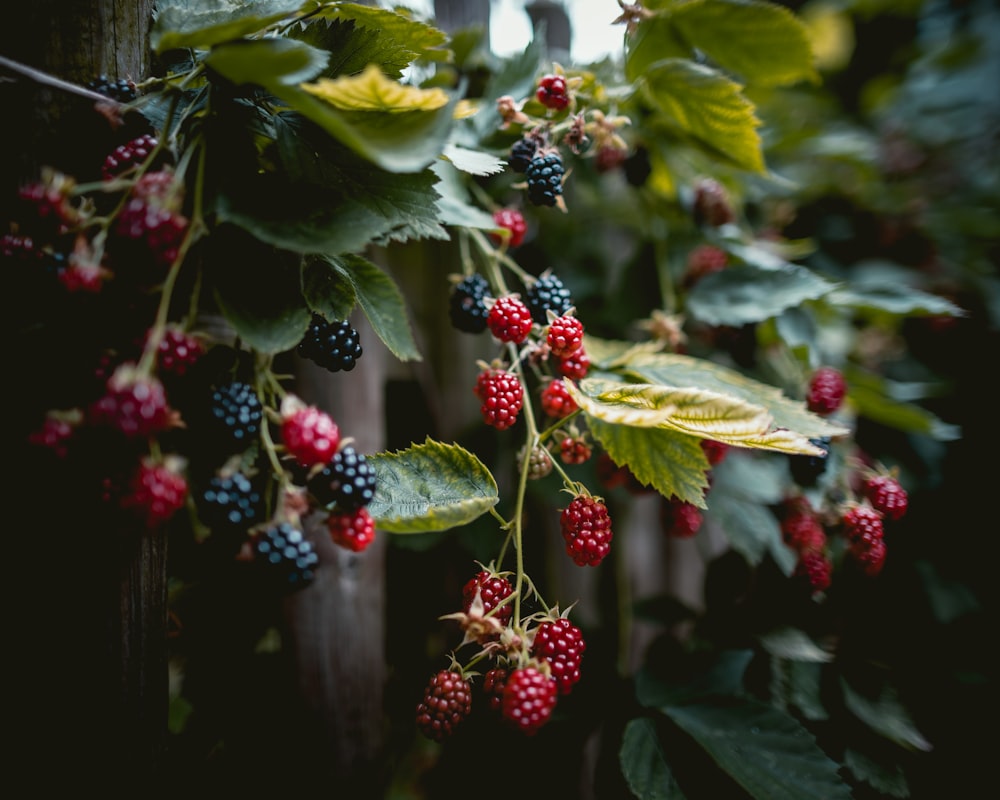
(302, 63, 449, 112)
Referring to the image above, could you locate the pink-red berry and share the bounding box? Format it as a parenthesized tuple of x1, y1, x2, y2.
(119, 457, 189, 528)
(850, 535, 887, 577)
(556, 348, 590, 380)
(560, 494, 614, 566)
(531, 617, 586, 695)
(282, 405, 341, 468)
(864, 474, 909, 521)
(462, 570, 514, 628)
(487, 295, 534, 344)
(684, 244, 728, 287)
(89, 363, 173, 438)
(415, 670, 472, 742)
(660, 498, 703, 539)
(482, 667, 508, 713)
(795, 550, 832, 593)
(560, 436, 592, 465)
(807, 367, 847, 416)
(28, 412, 77, 458)
(327, 506, 376, 552)
(102, 134, 158, 180)
(150, 326, 204, 377)
(546, 315, 584, 358)
(536, 74, 570, 110)
(500, 666, 558, 735)
(490, 208, 527, 248)
(540, 378, 578, 419)
(701, 438, 730, 466)
(475, 368, 524, 430)
(842, 504, 884, 547)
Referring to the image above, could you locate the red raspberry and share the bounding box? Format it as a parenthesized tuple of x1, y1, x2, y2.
(864, 474, 909, 521)
(415, 669, 472, 742)
(119, 457, 189, 528)
(282, 404, 341, 468)
(531, 617, 586, 695)
(115, 196, 189, 268)
(482, 667, 508, 713)
(102, 134, 158, 180)
(842, 504, 884, 546)
(540, 378, 578, 419)
(500, 666, 558, 735)
(546, 315, 584, 358)
(660, 498, 703, 539)
(560, 436, 592, 465)
(474, 368, 524, 430)
(795, 550, 832, 593)
(684, 244, 728, 287)
(89, 363, 173, 438)
(560, 494, 613, 566)
(850, 536, 887, 577)
(490, 208, 527, 247)
(327, 506, 376, 552)
(781, 510, 826, 553)
(806, 367, 847, 416)
(487, 295, 534, 343)
(700, 438, 730, 466)
(556, 347, 591, 380)
(462, 569, 514, 628)
(149, 326, 204, 377)
(536, 74, 570, 110)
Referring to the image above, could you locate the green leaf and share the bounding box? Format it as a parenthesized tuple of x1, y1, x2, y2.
(759, 628, 834, 663)
(844, 368, 961, 441)
(844, 748, 911, 799)
(321, 254, 422, 362)
(686, 264, 836, 326)
(620, 718, 688, 800)
(639, 59, 765, 173)
(828, 282, 968, 318)
(204, 37, 330, 86)
(151, 0, 304, 53)
(366, 438, 499, 533)
(663, 698, 854, 800)
(429, 161, 500, 229)
(472, 36, 546, 140)
(788, 661, 830, 722)
(636, 650, 756, 708)
(301, 257, 357, 321)
(624, 15, 692, 82)
(442, 143, 507, 176)
(841, 679, 934, 753)
(669, 0, 819, 88)
(586, 419, 711, 506)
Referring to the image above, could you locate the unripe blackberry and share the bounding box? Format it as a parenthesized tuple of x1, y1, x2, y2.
(509, 137, 538, 173)
(684, 244, 728, 288)
(120, 457, 189, 528)
(462, 570, 514, 628)
(781, 510, 827, 553)
(701, 438, 730, 466)
(449, 273, 493, 334)
(531, 617, 586, 695)
(199, 471, 262, 533)
(556, 348, 591, 381)
(864, 474, 908, 521)
(806, 367, 847, 416)
(297, 314, 363, 373)
(536, 74, 570, 110)
(114, 196, 188, 269)
(490, 208, 528, 248)
(842, 504, 884, 546)
(546, 315, 584, 358)
(327, 507, 377, 552)
(482, 667, 508, 713)
(253, 522, 319, 591)
(149, 325, 204, 377)
(17, 178, 78, 239)
(540, 378, 578, 419)
(790, 437, 830, 487)
(561, 494, 614, 566)
(27, 412, 77, 459)
(526, 273, 573, 324)
(415, 670, 472, 742)
(560, 436, 592, 465)
(209, 381, 263, 448)
(487, 294, 534, 344)
(89, 363, 173, 438)
(850, 535, 887, 577)
(102, 134, 158, 180)
(525, 153, 566, 207)
(692, 177, 736, 226)
(661, 498, 704, 538)
(474, 368, 524, 430)
(308, 445, 377, 510)
(795, 550, 832, 593)
(520, 444, 554, 480)
(281, 404, 341, 469)
(501, 666, 558, 735)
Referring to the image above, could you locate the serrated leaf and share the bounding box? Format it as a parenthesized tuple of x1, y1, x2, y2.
(366, 439, 498, 533)
(587, 419, 710, 506)
(841, 679, 934, 753)
(620, 718, 688, 800)
(429, 160, 500, 229)
(828, 282, 967, 317)
(151, 0, 304, 53)
(321, 254, 422, 362)
(759, 628, 834, 663)
(686, 264, 836, 326)
(663, 699, 854, 800)
(844, 749, 911, 798)
(204, 37, 329, 87)
(669, 0, 819, 87)
(302, 64, 449, 112)
(300, 257, 356, 321)
(442, 143, 507, 176)
(625, 14, 692, 82)
(639, 58, 765, 173)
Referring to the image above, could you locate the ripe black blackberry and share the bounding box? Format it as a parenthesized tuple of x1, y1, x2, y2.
(524, 153, 565, 207)
(87, 74, 138, 103)
(308, 445, 377, 510)
(449, 273, 493, 333)
(209, 381, 263, 449)
(526, 273, 574, 325)
(509, 137, 538, 173)
(790, 437, 831, 487)
(199, 471, 262, 532)
(298, 314, 363, 372)
(254, 522, 319, 591)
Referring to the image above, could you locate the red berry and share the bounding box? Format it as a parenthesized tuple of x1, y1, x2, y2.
(282, 404, 341, 468)
(781, 510, 827, 553)
(531, 617, 586, 695)
(850, 536, 887, 577)
(150, 326, 204, 377)
(595, 143, 627, 173)
(327, 506, 376, 552)
(795, 550, 832, 593)
(684, 244, 728, 287)
(490, 208, 528, 248)
(536, 74, 570, 110)
(462, 570, 514, 628)
(482, 667, 508, 713)
(560, 436, 592, 465)
(864, 474, 908, 521)
(500, 666, 558, 735)
(806, 367, 847, 416)
(556, 347, 591, 380)
(475, 368, 524, 430)
(560, 495, 614, 566)
(487, 295, 534, 343)
(102, 134, 158, 180)
(119, 457, 189, 528)
(17, 178, 78, 237)
(842, 504, 884, 546)
(115, 196, 189, 268)
(89, 363, 173, 438)
(700, 438, 730, 466)
(660, 498, 703, 539)
(540, 378, 578, 419)
(595, 453, 651, 495)
(415, 670, 472, 742)
(28, 412, 77, 458)
(546, 315, 584, 358)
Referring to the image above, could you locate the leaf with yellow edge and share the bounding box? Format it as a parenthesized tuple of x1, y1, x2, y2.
(302, 63, 449, 112)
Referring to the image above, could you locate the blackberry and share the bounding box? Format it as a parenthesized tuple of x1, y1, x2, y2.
(509, 137, 538, 173)
(448, 273, 493, 334)
(253, 522, 319, 591)
(790, 437, 831, 487)
(526, 273, 573, 324)
(87, 75, 138, 103)
(199, 472, 262, 532)
(308, 445, 377, 510)
(209, 381, 263, 448)
(297, 315, 363, 372)
(525, 153, 565, 207)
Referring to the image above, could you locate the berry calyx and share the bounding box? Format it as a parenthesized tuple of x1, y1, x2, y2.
(327, 506, 377, 552)
(490, 208, 528, 248)
(415, 669, 472, 742)
(531, 616, 586, 696)
(449, 273, 493, 334)
(536, 74, 570, 110)
(807, 367, 847, 416)
(474, 367, 524, 431)
(546, 315, 584, 358)
(560, 493, 614, 567)
(281, 400, 341, 469)
(500, 665, 558, 735)
(487, 295, 534, 344)
(462, 569, 514, 628)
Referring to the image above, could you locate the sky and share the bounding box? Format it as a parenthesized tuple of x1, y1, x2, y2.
(396, 0, 625, 64)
